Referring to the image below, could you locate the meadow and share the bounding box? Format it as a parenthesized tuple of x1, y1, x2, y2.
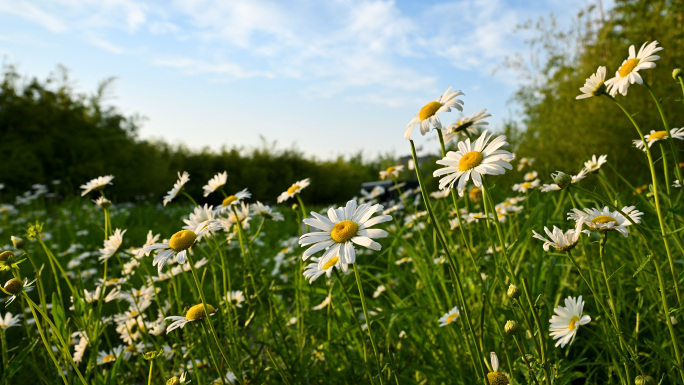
(1, 38, 684, 385)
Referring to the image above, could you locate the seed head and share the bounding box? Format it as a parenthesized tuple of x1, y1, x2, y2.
(634, 375, 656, 385)
(4, 278, 23, 295)
(0, 251, 13, 263)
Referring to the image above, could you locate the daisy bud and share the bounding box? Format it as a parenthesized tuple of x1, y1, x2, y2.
(292, 203, 299, 211)
(551, 171, 572, 190)
(635, 375, 656, 385)
(0, 251, 13, 262)
(504, 320, 521, 336)
(673, 68, 682, 80)
(11, 236, 25, 249)
(507, 284, 522, 299)
(167, 377, 181, 385)
(4, 278, 23, 295)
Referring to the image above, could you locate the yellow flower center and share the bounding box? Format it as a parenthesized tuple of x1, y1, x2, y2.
(287, 184, 301, 195)
(592, 215, 618, 225)
(169, 230, 197, 252)
(322, 256, 339, 270)
(167, 377, 181, 385)
(649, 130, 669, 140)
(453, 120, 473, 132)
(618, 58, 640, 78)
(222, 195, 238, 206)
(487, 372, 509, 385)
(445, 312, 459, 324)
(458, 151, 484, 171)
(521, 182, 532, 189)
(185, 303, 216, 321)
(330, 220, 359, 243)
(103, 354, 116, 363)
(568, 316, 580, 331)
(385, 166, 395, 174)
(418, 101, 442, 121)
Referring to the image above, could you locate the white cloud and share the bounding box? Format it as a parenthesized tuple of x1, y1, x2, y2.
(0, 1, 68, 33)
(153, 57, 275, 79)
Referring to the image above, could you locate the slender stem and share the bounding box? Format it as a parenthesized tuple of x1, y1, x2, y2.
(26, 299, 69, 385)
(147, 359, 154, 385)
(521, 278, 551, 385)
(644, 80, 684, 186)
(512, 335, 541, 385)
(481, 179, 516, 283)
(267, 348, 293, 385)
(353, 264, 385, 385)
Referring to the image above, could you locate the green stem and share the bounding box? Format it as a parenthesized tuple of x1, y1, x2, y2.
(512, 335, 541, 385)
(481, 179, 516, 283)
(147, 359, 154, 385)
(25, 298, 69, 385)
(521, 278, 551, 385)
(353, 264, 385, 385)
(644, 80, 684, 187)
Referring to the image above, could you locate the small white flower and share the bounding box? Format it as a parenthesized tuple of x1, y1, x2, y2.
(549, 296, 591, 348)
(576, 66, 607, 99)
(442, 108, 491, 144)
(633, 128, 684, 151)
(80, 175, 114, 197)
(532, 221, 586, 252)
(405, 87, 464, 140)
(203, 171, 228, 197)
(277, 178, 310, 203)
(438, 306, 460, 327)
(0, 312, 21, 329)
(606, 41, 663, 97)
(568, 206, 643, 238)
(164, 171, 190, 206)
(225, 290, 245, 308)
(99, 229, 126, 263)
(584, 154, 608, 173)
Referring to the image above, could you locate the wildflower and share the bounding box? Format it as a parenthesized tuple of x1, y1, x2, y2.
(303, 255, 349, 283)
(442, 108, 491, 144)
(139, 222, 220, 274)
(568, 206, 643, 238)
(532, 222, 585, 252)
(93, 196, 111, 209)
(541, 169, 589, 192)
(203, 171, 228, 197)
(576, 66, 607, 99)
(584, 154, 608, 173)
(277, 178, 310, 203)
(468, 186, 482, 202)
(360, 185, 386, 203)
(97, 346, 124, 365)
(225, 290, 245, 308)
(674, 68, 683, 80)
(165, 303, 216, 333)
(438, 306, 460, 327)
(80, 175, 114, 196)
(524, 171, 538, 181)
(373, 285, 386, 298)
(299, 200, 391, 268)
(99, 229, 126, 263)
(606, 41, 663, 96)
(312, 295, 332, 310)
(379, 165, 404, 180)
(3, 277, 35, 305)
(166, 372, 190, 385)
(512, 179, 540, 193)
(0, 312, 21, 329)
(634, 375, 656, 385)
(430, 189, 450, 199)
(516, 157, 535, 171)
(633, 128, 684, 151)
(504, 320, 521, 335)
(507, 284, 521, 299)
(433, 130, 514, 197)
(10, 236, 25, 249)
(550, 296, 591, 348)
(163, 171, 190, 206)
(182, 204, 218, 240)
(487, 352, 509, 385)
(218, 189, 251, 212)
(251, 201, 284, 221)
(405, 87, 464, 140)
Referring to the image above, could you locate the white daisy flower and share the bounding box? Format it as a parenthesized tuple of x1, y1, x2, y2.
(429, 189, 450, 199)
(512, 179, 540, 193)
(302, 255, 349, 283)
(97, 345, 124, 365)
(633, 128, 684, 151)
(138, 222, 220, 274)
(183, 204, 218, 240)
(568, 206, 643, 238)
(442, 108, 491, 144)
(92, 196, 111, 209)
(251, 201, 284, 221)
(72, 331, 89, 364)
(203, 171, 228, 197)
(549, 295, 591, 348)
(165, 303, 216, 333)
(540, 169, 589, 192)
(516, 157, 535, 171)
(532, 221, 586, 252)
(373, 285, 386, 298)
(299, 200, 392, 266)
(99, 228, 126, 263)
(438, 306, 460, 327)
(277, 178, 310, 203)
(218, 188, 251, 211)
(605, 41, 663, 97)
(80, 175, 114, 196)
(433, 130, 514, 197)
(576, 66, 607, 99)
(583, 154, 608, 173)
(405, 86, 464, 140)
(225, 290, 245, 308)
(163, 171, 190, 206)
(674, 180, 681, 188)
(524, 171, 538, 181)
(312, 295, 332, 311)
(379, 165, 404, 180)
(0, 312, 21, 329)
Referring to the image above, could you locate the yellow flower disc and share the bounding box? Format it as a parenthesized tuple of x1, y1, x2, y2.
(287, 184, 301, 195)
(591, 215, 618, 225)
(169, 230, 197, 252)
(330, 220, 359, 243)
(445, 313, 459, 324)
(487, 372, 509, 385)
(385, 166, 395, 174)
(185, 303, 216, 321)
(222, 195, 238, 207)
(568, 316, 580, 331)
(458, 151, 484, 171)
(103, 354, 116, 363)
(618, 58, 640, 78)
(322, 256, 340, 270)
(649, 130, 669, 140)
(418, 101, 442, 121)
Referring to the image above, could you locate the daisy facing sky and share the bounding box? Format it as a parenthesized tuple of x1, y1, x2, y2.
(568, 206, 643, 238)
(163, 171, 190, 206)
(405, 86, 464, 140)
(605, 40, 663, 97)
(442, 108, 491, 145)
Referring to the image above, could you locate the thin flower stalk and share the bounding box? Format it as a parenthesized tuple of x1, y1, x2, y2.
(353, 264, 385, 385)
(512, 333, 541, 385)
(522, 278, 551, 385)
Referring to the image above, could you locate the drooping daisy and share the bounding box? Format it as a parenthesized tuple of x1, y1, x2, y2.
(605, 41, 663, 97)
(583, 154, 608, 173)
(97, 345, 124, 365)
(633, 127, 684, 151)
(532, 221, 586, 252)
(0, 312, 21, 329)
(277, 178, 310, 203)
(163, 171, 190, 206)
(225, 290, 245, 308)
(302, 255, 349, 283)
(442, 108, 491, 144)
(203, 171, 228, 197)
(99, 228, 126, 263)
(405, 87, 464, 140)
(576, 66, 607, 99)
(138, 222, 220, 274)
(3, 277, 36, 305)
(540, 169, 589, 192)
(299, 199, 392, 266)
(438, 306, 460, 327)
(80, 175, 114, 197)
(251, 201, 284, 221)
(568, 206, 643, 238)
(165, 303, 216, 333)
(549, 295, 591, 348)
(433, 130, 514, 196)
(379, 165, 404, 180)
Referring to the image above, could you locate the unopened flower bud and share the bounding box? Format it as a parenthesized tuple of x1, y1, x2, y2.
(11, 236, 25, 249)
(552, 171, 572, 189)
(507, 284, 521, 299)
(635, 375, 656, 385)
(673, 68, 682, 80)
(292, 204, 299, 211)
(0, 251, 13, 262)
(167, 377, 181, 385)
(4, 278, 23, 295)
(504, 320, 521, 335)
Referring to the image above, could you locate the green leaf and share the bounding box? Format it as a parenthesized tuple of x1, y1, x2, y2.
(633, 255, 653, 278)
(52, 292, 67, 340)
(644, 339, 681, 370)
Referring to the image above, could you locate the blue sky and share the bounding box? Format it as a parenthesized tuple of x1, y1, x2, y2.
(0, 0, 600, 159)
